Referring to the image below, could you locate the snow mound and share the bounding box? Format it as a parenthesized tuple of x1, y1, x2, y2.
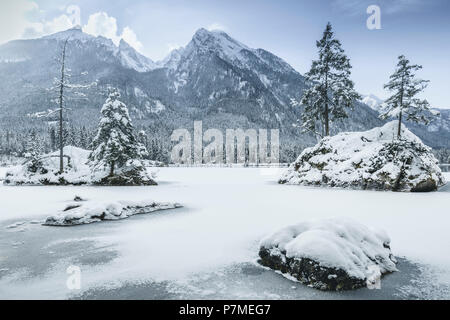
(4, 146, 158, 186)
(4, 146, 91, 185)
(279, 121, 446, 192)
(259, 218, 397, 290)
(44, 199, 182, 226)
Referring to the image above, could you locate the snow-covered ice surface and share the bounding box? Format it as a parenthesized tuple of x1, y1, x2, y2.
(0, 168, 449, 299)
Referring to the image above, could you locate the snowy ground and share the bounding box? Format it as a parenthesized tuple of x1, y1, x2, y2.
(0, 168, 449, 299)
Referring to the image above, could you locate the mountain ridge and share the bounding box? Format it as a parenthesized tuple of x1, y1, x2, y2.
(0, 27, 448, 162)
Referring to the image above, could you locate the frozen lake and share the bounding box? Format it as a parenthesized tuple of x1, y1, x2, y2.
(0, 168, 449, 299)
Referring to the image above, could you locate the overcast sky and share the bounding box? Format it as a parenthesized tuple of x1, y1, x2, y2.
(1, 0, 449, 108)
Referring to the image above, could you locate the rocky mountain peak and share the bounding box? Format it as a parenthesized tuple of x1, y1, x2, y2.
(188, 28, 249, 58)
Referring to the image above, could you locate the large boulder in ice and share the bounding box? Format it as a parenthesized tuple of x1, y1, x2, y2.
(279, 121, 446, 192)
(44, 199, 182, 226)
(259, 218, 397, 291)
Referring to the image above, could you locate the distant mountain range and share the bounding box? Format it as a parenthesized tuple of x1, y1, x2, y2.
(0, 27, 448, 161)
(361, 94, 385, 113)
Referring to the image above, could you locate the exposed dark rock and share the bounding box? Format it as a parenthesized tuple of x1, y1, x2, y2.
(259, 247, 366, 291)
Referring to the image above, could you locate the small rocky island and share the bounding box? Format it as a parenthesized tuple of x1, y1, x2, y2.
(44, 197, 182, 226)
(259, 218, 398, 291)
(279, 121, 446, 192)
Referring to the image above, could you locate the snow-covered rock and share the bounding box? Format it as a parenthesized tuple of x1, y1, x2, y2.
(91, 159, 157, 186)
(259, 218, 397, 291)
(3, 146, 158, 186)
(279, 121, 446, 192)
(44, 199, 182, 226)
(4, 146, 91, 185)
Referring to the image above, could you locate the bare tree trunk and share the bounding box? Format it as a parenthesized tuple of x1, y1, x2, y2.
(398, 76, 405, 139)
(58, 39, 68, 174)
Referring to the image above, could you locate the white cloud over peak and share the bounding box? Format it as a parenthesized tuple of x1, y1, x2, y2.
(23, 5, 80, 38)
(120, 27, 144, 53)
(82, 11, 144, 53)
(83, 12, 119, 42)
(0, 3, 144, 53)
(207, 23, 228, 32)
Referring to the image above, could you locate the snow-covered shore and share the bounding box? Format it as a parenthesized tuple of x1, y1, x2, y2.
(0, 168, 449, 299)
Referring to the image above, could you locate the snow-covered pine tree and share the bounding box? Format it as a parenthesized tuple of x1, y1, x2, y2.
(299, 22, 360, 137)
(88, 89, 155, 185)
(89, 89, 138, 175)
(78, 126, 89, 149)
(49, 127, 57, 151)
(26, 130, 44, 173)
(380, 55, 434, 138)
(137, 130, 149, 159)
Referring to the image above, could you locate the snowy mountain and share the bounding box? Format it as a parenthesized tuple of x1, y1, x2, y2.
(361, 94, 385, 113)
(17, 26, 157, 73)
(118, 39, 157, 72)
(0, 27, 448, 161)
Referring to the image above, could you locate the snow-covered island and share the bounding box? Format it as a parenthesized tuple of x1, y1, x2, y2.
(259, 218, 398, 291)
(3, 146, 157, 186)
(279, 121, 446, 192)
(44, 197, 182, 226)
(3, 91, 158, 186)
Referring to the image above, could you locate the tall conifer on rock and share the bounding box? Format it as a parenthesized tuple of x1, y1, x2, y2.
(88, 89, 150, 183)
(381, 55, 434, 138)
(299, 22, 360, 137)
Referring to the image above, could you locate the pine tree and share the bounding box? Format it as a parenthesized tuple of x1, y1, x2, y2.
(26, 130, 44, 173)
(49, 127, 57, 151)
(66, 124, 76, 146)
(381, 55, 433, 138)
(137, 130, 149, 159)
(78, 126, 88, 149)
(299, 22, 360, 137)
(89, 89, 142, 176)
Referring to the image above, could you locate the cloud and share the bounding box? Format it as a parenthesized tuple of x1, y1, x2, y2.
(83, 12, 119, 42)
(82, 11, 144, 53)
(23, 5, 80, 38)
(0, 0, 39, 44)
(22, 6, 81, 38)
(121, 27, 144, 53)
(0, 3, 144, 53)
(207, 23, 228, 32)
